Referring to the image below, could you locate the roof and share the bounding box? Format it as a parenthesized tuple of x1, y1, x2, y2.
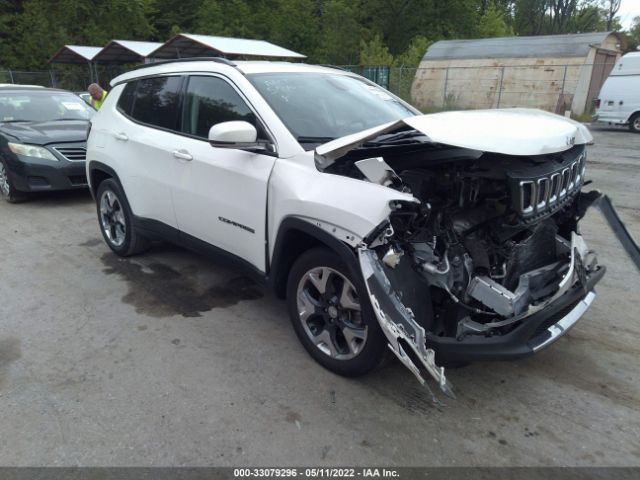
(234, 61, 344, 75)
(93, 40, 163, 63)
(0, 85, 67, 92)
(48, 45, 102, 64)
(611, 51, 640, 76)
(149, 33, 306, 60)
(0, 84, 45, 89)
(110, 59, 349, 87)
(423, 32, 623, 60)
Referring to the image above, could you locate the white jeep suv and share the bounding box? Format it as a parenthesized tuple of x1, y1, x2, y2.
(87, 58, 607, 397)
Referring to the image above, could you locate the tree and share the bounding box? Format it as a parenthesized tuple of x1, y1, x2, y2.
(313, 0, 362, 65)
(147, 0, 201, 39)
(0, 0, 154, 69)
(359, 34, 394, 65)
(604, 0, 621, 30)
(626, 16, 640, 52)
(477, 2, 514, 38)
(514, 0, 549, 35)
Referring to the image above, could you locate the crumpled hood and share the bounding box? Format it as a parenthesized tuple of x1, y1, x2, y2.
(315, 108, 593, 168)
(0, 120, 89, 145)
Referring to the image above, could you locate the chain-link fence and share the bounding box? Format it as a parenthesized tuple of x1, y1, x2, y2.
(2, 62, 611, 117)
(0, 64, 131, 92)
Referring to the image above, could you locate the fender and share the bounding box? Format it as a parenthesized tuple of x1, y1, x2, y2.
(268, 216, 363, 299)
(86, 160, 122, 199)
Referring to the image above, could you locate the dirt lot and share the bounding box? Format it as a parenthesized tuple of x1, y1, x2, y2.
(0, 126, 638, 467)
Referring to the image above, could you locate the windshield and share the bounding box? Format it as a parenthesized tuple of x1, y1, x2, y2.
(0, 91, 94, 123)
(248, 72, 416, 146)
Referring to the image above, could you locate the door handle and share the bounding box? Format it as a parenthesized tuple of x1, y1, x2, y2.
(172, 149, 193, 161)
(113, 131, 128, 141)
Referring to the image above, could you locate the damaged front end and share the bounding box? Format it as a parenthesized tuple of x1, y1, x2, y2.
(319, 126, 620, 400)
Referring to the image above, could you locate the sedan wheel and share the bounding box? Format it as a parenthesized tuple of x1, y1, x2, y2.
(0, 162, 9, 197)
(631, 114, 640, 133)
(0, 160, 26, 203)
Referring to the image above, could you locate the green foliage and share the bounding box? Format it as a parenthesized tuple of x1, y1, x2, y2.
(626, 16, 640, 53)
(477, 2, 514, 38)
(313, 0, 362, 65)
(395, 36, 432, 68)
(359, 35, 394, 65)
(0, 0, 631, 71)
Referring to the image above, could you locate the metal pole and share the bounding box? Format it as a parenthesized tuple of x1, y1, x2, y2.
(88, 62, 94, 84)
(8, 69, 14, 84)
(496, 66, 505, 108)
(443, 67, 449, 109)
(49, 69, 56, 88)
(398, 64, 403, 97)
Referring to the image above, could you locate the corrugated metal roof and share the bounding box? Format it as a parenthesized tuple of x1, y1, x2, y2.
(48, 45, 102, 64)
(150, 33, 306, 59)
(424, 32, 619, 60)
(93, 40, 163, 63)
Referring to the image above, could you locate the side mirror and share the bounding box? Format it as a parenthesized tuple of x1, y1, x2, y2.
(208, 121, 265, 150)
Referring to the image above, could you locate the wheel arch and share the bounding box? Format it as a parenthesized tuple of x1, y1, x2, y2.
(87, 161, 121, 199)
(268, 217, 361, 299)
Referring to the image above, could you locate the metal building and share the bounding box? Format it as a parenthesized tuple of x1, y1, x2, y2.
(411, 32, 626, 115)
(92, 40, 162, 64)
(149, 33, 306, 60)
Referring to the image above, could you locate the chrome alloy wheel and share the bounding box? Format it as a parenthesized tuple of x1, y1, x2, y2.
(0, 162, 9, 196)
(99, 190, 126, 247)
(296, 266, 367, 360)
(634, 116, 640, 132)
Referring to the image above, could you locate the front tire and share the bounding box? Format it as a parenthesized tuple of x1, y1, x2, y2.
(0, 159, 27, 203)
(286, 247, 386, 377)
(629, 113, 640, 133)
(96, 178, 149, 256)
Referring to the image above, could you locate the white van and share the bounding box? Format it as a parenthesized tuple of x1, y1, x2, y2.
(595, 52, 640, 132)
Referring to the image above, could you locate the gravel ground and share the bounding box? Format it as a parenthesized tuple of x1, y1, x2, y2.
(0, 126, 638, 466)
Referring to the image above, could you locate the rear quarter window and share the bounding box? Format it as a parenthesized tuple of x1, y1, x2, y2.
(129, 76, 183, 131)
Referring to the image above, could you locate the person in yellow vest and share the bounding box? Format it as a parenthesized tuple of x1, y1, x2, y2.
(87, 83, 107, 110)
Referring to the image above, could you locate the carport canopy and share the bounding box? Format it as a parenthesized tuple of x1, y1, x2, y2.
(149, 33, 306, 60)
(92, 40, 163, 64)
(48, 45, 102, 64)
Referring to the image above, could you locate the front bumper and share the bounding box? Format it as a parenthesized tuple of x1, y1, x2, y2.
(3, 154, 87, 192)
(426, 265, 605, 363)
(359, 232, 605, 399)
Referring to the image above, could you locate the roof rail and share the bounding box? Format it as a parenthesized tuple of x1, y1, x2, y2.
(129, 56, 237, 71)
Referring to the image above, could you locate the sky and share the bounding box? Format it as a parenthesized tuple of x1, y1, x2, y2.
(618, 0, 640, 30)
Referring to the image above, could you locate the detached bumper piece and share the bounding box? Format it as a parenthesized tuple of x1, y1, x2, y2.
(359, 248, 455, 402)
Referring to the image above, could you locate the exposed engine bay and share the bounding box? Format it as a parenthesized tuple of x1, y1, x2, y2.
(324, 140, 607, 400)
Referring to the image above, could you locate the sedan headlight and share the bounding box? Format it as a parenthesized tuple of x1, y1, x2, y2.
(8, 143, 58, 161)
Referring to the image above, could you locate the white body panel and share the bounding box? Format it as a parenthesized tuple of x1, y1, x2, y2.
(171, 136, 276, 271)
(267, 153, 416, 258)
(87, 85, 178, 228)
(595, 53, 640, 125)
(316, 108, 592, 166)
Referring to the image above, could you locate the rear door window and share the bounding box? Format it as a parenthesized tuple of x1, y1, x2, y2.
(181, 76, 256, 139)
(117, 81, 137, 115)
(130, 76, 183, 131)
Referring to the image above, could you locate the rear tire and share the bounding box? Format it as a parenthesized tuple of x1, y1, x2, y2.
(286, 247, 387, 377)
(629, 113, 640, 133)
(0, 159, 27, 203)
(96, 178, 149, 256)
